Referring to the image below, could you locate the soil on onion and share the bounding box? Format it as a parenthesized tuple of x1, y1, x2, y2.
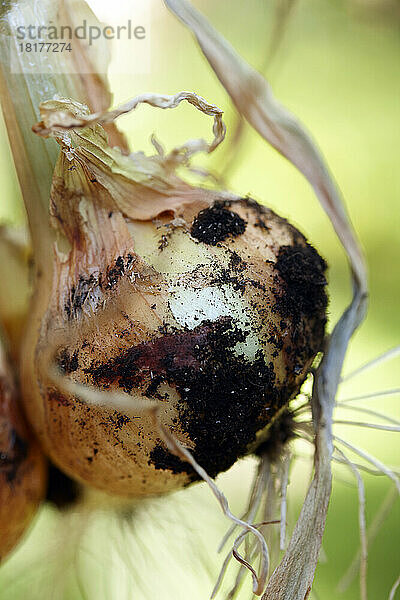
(190, 202, 247, 246)
(86, 317, 291, 480)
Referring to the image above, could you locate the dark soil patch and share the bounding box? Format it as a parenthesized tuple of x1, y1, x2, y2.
(191, 203, 246, 246)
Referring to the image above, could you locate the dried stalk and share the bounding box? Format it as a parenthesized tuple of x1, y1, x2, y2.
(221, 0, 298, 182)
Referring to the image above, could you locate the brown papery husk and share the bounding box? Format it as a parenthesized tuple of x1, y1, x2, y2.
(34, 96, 233, 224)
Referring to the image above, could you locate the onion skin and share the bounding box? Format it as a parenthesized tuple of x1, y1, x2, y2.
(21, 192, 327, 497)
(0, 344, 46, 561)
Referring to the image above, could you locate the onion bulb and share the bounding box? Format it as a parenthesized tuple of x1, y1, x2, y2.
(21, 97, 328, 497)
(0, 337, 46, 560)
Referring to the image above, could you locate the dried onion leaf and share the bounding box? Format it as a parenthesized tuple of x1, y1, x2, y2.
(33, 93, 234, 224)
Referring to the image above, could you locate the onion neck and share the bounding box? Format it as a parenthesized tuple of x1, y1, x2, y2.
(0, 0, 106, 277)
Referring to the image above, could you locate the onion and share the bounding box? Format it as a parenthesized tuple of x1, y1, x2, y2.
(0, 335, 46, 560)
(18, 96, 328, 498)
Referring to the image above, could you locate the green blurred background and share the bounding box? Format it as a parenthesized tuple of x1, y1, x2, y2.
(0, 0, 399, 598)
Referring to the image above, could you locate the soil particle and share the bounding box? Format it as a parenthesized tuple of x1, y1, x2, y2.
(65, 274, 97, 319)
(274, 244, 327, 323)
(106, 256, 125, 289)
(149, 445, 193, 476)
(228, 251, 246, 273)
(108, 412, 131, 430)
(57, 349, 79, 374)
(64, 254, 136, 318)
(274, 243, 328, 360)
(254, 217, 270, 231)
(191, 203, 246, 246)
(158, 234, 169, 251)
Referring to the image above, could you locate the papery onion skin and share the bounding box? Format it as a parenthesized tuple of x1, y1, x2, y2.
(21, 192, 327, 497)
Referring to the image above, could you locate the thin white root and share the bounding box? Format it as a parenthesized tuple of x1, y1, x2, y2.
(333, 420, 400, 432)
(219, 452, 286, 600)
(218, 456, 271, 599)
(334, 436, 400, 494)
(212, 550, 234, 599)
(334, 403, 400, 426)
(338, 486, 399, 593)
(297, 418, 400, 434)
(341, 347, 400, 383)
(157, 421, 270, 597)
(338, 388, 400, 403)
(279, 452, 291, 551)
(335, 447, 368, 600)
(332, 455, 400, 477)
(223, 520, 280, 600)
(52, 368, 160, 415)
(218, 457, 270, 553)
